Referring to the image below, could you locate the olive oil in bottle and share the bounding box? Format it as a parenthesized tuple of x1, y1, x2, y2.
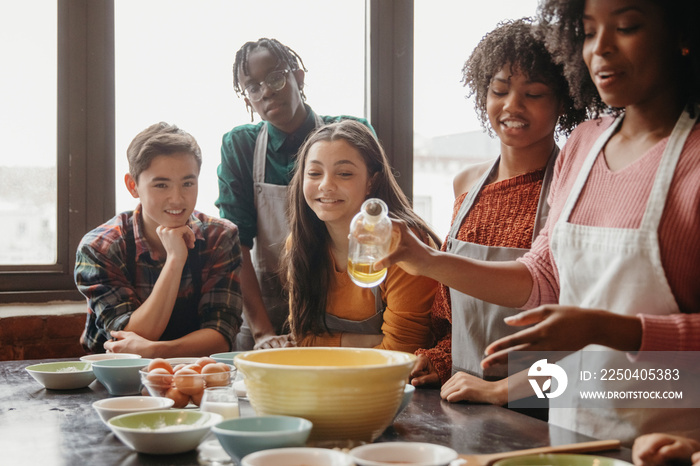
(347, 198, 392, 287)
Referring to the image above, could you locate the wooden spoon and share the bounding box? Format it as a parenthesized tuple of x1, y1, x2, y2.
(456, 439, 622, 466)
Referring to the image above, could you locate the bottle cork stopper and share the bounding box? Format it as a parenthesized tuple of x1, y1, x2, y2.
(365, 201, 382, 216)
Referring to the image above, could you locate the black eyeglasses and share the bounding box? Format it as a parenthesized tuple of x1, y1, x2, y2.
(243, 69, 290, 102)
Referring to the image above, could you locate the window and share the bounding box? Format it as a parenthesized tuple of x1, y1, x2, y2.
(114, 0, 367, 216)
(0, 4, 57, 265)
(0, 1, 115, 303)
(3, 0, 479, 303)
(413, 0, 540, 238)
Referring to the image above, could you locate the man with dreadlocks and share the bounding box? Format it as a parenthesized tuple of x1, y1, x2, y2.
(216, 38, 374, 351)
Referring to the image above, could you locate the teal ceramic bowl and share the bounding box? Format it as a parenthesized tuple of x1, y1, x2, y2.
(494, 454, 633, 466)
(210, 351, 246, 366)
(108, 409, 223, 454)
(25, 361, 95, 390)
(212, 415, 313, 462)
(92, 358, 152, 396)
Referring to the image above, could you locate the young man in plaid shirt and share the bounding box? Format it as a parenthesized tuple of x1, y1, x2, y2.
(76, 122, 242, 357)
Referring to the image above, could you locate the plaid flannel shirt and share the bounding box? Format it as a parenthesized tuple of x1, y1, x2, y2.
(75, 205, 242, 353)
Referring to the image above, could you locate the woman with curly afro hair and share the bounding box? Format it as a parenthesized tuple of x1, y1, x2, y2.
(408, 18, 585, 413)
(376, 0, 700, 446)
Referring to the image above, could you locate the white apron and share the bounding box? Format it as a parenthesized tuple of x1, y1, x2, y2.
(448, 149, 557, 379)
(236, 116, 323, 350)
(548, 107, 699, 444)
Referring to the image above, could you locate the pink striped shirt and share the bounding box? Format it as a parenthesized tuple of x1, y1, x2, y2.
(518, 116, 700, 351)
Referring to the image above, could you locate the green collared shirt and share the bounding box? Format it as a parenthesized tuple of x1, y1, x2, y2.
(216, 105, 373, 248)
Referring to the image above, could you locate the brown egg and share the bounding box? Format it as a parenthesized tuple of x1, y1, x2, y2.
(173, 368, 204, 396)
(172, 363, 187, 373)
(190, 390, 204, 407)
(147, 358, 174, 374)
(202, 362, 231, 387)
(146, 367, 173, 388)
(181, 364, 203, 374)
(195, 357, 217, 368)
(165, 387, 190, 408)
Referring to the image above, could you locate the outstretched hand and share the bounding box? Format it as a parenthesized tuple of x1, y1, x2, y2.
(372, 219, 434, 276)
(481, 305, 604, 369)
(482, 305, 644, 369)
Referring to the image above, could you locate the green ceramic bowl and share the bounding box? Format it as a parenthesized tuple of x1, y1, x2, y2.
(25, 361, 95, 390)
(494, 454, 633, 466)
(108, 409, 223, 454)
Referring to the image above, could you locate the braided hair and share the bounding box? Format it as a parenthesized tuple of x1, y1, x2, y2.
(537, 0, 700, 118)
(461, 17, 586, 138)
(232, 38, 308, 99)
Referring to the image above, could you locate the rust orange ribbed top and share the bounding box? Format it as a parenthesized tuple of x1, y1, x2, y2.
(416, 168, 546, 384)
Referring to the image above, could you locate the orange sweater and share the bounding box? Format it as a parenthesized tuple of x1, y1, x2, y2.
(297, 240, 438, 353)
(416, 169, 545, 384)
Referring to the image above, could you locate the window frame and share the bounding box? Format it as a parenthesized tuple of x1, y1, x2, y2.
(0, 0, 115, 303)
(0, 0, 413, 304)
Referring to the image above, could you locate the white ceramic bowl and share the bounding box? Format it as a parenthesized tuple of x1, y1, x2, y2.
(92, 396, 174, 424)
(107, 409, 223, 454)
(80, 353, 142, 362)
(235, 348, 416, 442)
(25, 361, 95, 390)
(350, 442, 459, 466)
(242, 447, 353, 466)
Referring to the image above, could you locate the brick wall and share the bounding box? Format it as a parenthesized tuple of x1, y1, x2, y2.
(0, 312, 86, 361)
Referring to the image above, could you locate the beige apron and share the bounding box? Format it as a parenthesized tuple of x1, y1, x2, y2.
(548, 107, 699, 444)
(448, 149, 557, 379)
(236, 116, 324, 350)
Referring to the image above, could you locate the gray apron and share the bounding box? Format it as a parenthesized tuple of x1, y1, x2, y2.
(236, 117, 324, 350)
(447, 148, 557, 380)
(324, 286, 385, 334)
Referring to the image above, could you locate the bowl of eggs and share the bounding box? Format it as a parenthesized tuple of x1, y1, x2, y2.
(234, 347, 416, 442)
(140, 357, 235, 408)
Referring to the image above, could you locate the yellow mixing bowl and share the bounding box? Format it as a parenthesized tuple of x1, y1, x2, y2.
(234, 347, 416, 442)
